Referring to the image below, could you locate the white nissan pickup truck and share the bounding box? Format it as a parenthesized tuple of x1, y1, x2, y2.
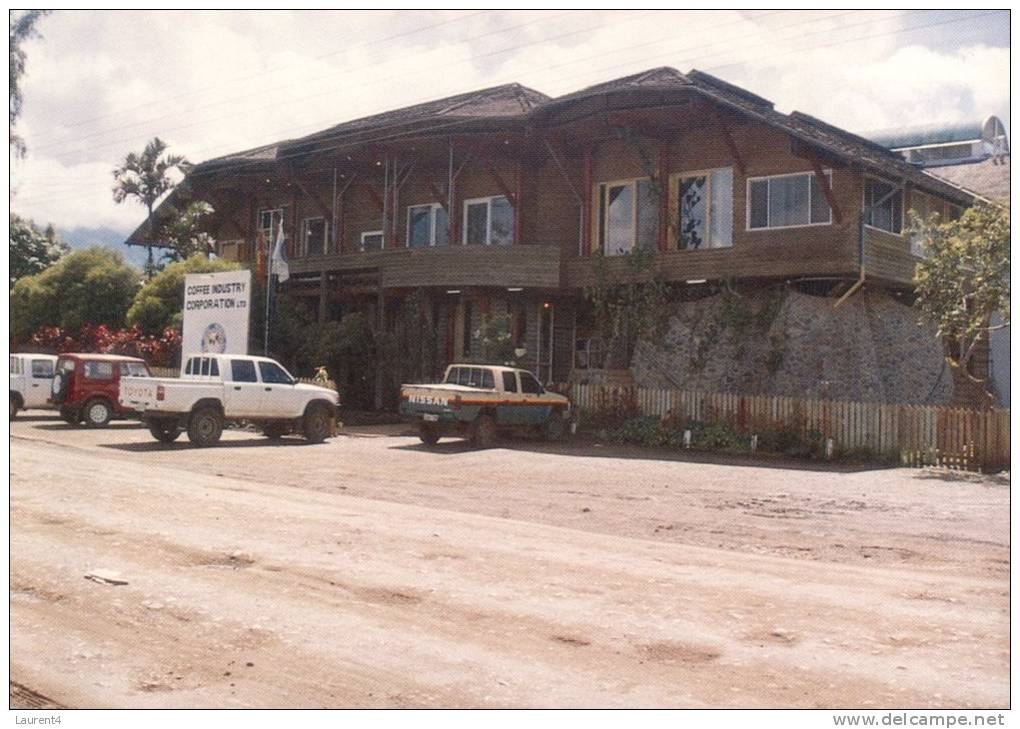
(119, 353, 339, 447)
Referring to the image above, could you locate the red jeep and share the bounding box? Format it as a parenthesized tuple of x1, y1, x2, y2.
(50, 353, 153, 427)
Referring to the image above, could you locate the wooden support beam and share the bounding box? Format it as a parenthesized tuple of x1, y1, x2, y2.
(364, 184, 385, 212)
(713, 109, 746, 175)
(809, 156, 843, 224)
(485, 164, 517, 208)
(513, 157, 523, 246)
(582, 148, 594, 256)
(427, 181, 449, 211)
(292, 178, 333, 221)
(658, 145, 670, 252)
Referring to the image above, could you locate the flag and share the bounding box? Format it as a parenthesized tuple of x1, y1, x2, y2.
(270, 219, 289, 283)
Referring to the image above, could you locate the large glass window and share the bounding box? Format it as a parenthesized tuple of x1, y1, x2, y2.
(259, 209, 284, 244)
(300, 217, 327, 257)
(519, 372, 543, 395)
(462, 196, 513, 245)
(676, 168, 733, 250)
(864, 177, 903, 234)
(747, 172, 832, 230)
(598, 178, 657, 256)
(407, 203, 449, 247)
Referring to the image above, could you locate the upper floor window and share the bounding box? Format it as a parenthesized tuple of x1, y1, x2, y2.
(747, 171, 832, 230)
(299, 217, 327, 257)
(597, 178, 657, 256)
(361, 230, 383, 251)
(674, 168, 733, 250)
(408, 203, 449, 247)
(864, 177, 903, 235)
(258, 209, 284, 243)
(463, 195, 513, 245)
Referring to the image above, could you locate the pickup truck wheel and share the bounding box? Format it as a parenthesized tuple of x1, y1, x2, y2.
(302, 405, 331, 444)
(544, 416, 565, 442)
(472, 414, 498, 449)
(418, 424, 439, 446)
(84, 398, 113, 428)
(9, 395, 19, 421)
(60, 406, 80, 425)
(148, 420, 182, 443)
(187, 407, 223, 447)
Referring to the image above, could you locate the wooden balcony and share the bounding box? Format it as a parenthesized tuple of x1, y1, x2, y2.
(288, 243, 562, 290)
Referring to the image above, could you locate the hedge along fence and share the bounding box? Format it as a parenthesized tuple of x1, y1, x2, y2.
(148, 366, 338, 393)
(571, 383, 1010, 472)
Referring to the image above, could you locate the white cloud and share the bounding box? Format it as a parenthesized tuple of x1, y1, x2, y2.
(9, 10, 1009, 238)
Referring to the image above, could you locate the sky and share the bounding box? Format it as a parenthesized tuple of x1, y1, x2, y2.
(8, 9, 1011, 265)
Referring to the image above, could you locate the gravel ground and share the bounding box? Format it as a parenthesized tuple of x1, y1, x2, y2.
(9, 412, 1009, 708)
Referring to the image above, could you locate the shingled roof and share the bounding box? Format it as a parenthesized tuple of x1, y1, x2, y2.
(535, 66, 977, 204)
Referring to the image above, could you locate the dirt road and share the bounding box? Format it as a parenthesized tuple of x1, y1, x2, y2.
(9, 416, 1009, 708)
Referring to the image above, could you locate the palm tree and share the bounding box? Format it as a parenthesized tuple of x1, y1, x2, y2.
(112, 137, 189, 276)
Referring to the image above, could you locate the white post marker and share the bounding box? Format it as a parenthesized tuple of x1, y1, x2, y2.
(751, 434, 758, 453)
(683, 430, 692, 449)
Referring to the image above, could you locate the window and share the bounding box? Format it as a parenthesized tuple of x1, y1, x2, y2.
(361, 230, 383, 251)
(119, 362, 148, 377)
(300, 217, 328, 257)
(462, 196, 513, 245)
(502, 371, 518, 393)
(31, 359, 54, 378)
(407, 203, 449, 247)
(231, 359, 258, 383)
(259, 209, 284, 244)
(747, 172, 832, 230)
(480, 369, 495, 389)
(259, 361, 294, 385)
(10, 357, 21, 375)
(675, 168, 733, 250)
(519, 372, 543, 395)
(597, 178, 657, 256)
(83, 361, 114, 380)
(864, 177, 903, 234)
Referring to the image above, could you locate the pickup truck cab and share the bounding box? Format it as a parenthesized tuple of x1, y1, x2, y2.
(400, 364, 570, 447)
(50, 353, 152, 427)
(119, 353, 339, 447)
(10, 353, 57, 419)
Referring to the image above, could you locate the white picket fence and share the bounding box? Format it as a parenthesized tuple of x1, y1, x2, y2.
(571, 383, 1010, 471)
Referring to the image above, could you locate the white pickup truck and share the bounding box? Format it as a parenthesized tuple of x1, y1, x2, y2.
(10, 353, 58, 419)
(119, 353, 339, 447)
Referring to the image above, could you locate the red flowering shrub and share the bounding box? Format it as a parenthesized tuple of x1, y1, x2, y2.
(14, 324, 182, 367)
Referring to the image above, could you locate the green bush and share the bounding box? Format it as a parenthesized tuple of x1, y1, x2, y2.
(128, 255, 242, 334)
(11, 247, 140, 338)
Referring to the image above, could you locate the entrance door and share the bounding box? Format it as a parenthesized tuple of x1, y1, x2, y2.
(536, 302, 554, 384)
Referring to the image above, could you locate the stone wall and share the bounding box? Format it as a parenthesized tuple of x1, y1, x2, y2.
(630, 287, 953, 404)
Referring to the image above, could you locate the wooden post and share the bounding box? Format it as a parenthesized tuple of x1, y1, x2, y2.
(658, 145, 670, 252)
(582, 148, 593, 255)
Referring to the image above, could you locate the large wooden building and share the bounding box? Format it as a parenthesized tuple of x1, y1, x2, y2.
(127, 67, 983, 395)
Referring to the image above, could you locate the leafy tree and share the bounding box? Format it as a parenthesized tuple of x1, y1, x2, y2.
(9, 213, 69, 285)
(10, 247, 141, 338)
(127, 254, 241, 334)
(9, 9, 49, 157)
(155, 200, 217, 262)
(112, 137, 189, 277)
(912, 203, 1010, 384)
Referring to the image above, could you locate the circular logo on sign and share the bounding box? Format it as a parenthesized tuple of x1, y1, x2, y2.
(201, 323, 227, 353)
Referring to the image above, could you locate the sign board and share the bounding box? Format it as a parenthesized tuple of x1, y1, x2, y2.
(181, 269, 252, 364)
